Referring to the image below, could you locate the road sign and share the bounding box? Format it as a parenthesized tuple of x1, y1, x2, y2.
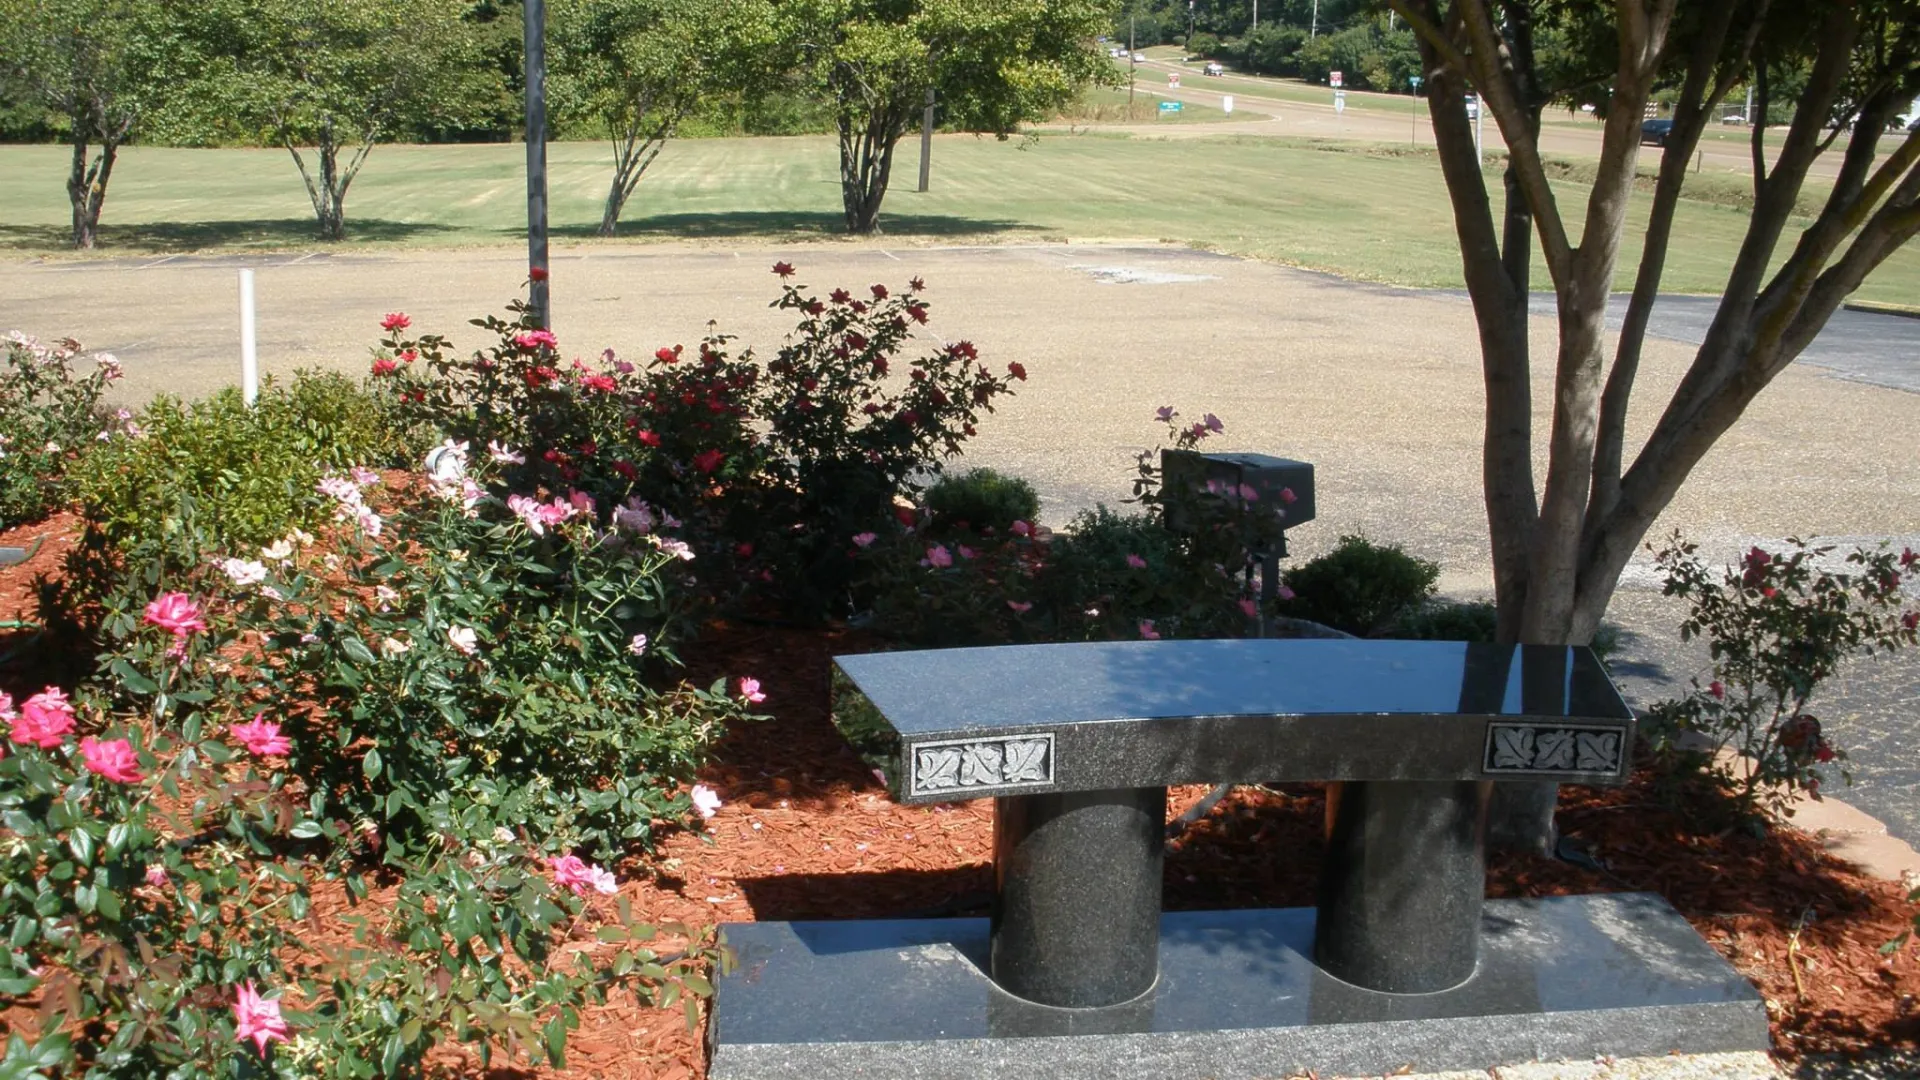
(1330, 70, 1343, 87)
(1168, 72, 1181, 88)
(1334, 90, 1346, 114)
(1158, 101, 1183, 114)
(1222, 95, 1234, 114)
(1409, 75, 1423, 90)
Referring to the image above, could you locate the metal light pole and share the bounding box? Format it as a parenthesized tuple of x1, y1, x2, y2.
(524, 0, 551, 329)
(1128, 14, 1136, 117)
(1310, 0, 1318, 39)
(917, 87, 934, 192)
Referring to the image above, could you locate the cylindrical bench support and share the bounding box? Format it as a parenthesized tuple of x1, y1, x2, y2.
(990, 786, 1167, 1008)
(1313, 780, 1487, 994)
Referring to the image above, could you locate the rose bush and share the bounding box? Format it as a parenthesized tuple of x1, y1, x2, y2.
(366, 267, 1022, 619)
(1644, 534, 1920, 824)
(0, 331, 124, 525)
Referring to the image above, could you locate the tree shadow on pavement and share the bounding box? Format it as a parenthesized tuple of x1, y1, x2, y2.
(0, 218, 457, 254)
(548, 210, 1041, 241)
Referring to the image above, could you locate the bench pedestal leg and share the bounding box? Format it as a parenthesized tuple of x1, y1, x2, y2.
(1313, 780, 1487, 994)
(989, 786, 1166, 1008)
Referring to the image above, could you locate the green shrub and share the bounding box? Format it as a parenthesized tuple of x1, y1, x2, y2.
(923, 467, 1040, 535)
(66, 373, 402, 607)
(1391, 599, 1498, 642)
(1037, 504, 1242, 641)
(1276, 534, 1439, 636)
(1185, 31, 1222, 57)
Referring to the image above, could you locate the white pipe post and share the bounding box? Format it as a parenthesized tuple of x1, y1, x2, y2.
(239, 268, 258, 407)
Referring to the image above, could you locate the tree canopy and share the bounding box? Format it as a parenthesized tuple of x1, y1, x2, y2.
(549, 0, 780, 236)
(789, 0, 1116, 234)
(173, 0, 500, 239)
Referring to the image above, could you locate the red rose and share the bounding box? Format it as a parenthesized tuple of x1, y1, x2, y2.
(636, 430, 662, 448)
(870, 283, 889, 300)
(772, 261, 795, 278)
(381, 312, 410, 332)
(806, 301, 826, 316)
(529, 266, 549, 282)
(907, 303, 928, 324)
(371, 357, 398, 376)
(612, 459, 638, 480)
(693, 449, 725, 474)
(1007, 362, 1027, 381)
(655, 346, 680, 364)
(909, 276, 926, 292)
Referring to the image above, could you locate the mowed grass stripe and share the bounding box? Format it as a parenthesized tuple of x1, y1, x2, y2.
(0, 135, 1913, 304)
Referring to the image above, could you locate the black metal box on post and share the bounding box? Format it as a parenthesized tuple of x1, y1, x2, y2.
(1161, 450, 1314, 621)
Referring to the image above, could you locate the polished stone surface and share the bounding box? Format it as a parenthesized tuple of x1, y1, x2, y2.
(709, 894, 1769, 1080)
(832, 641, 1634, 803)
(991, 787, 1166, 1007)
(1315, 780, 1486, 993)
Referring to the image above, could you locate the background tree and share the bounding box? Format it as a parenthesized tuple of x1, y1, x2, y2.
(0, 0, 173, 248)
(550, 0, 778, 236)
(1388, 0, 1920, 849)
(791, 0, 1116, 235)
(179, 0, 501, 240)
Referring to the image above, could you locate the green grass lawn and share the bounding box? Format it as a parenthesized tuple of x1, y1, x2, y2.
(1, 133, 1915, 304)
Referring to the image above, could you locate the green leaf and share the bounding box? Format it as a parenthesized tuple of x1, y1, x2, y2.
(363, 747, 383, 781)
(108, 659, 158, 696)
(380, 1032, 405, 1077)
(289, 820, 323, 839)
(66, 829, 93, 867)
(342, 636, 376, 665)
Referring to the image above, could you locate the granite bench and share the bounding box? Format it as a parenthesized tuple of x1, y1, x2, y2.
(709, 639, 1769, 1080)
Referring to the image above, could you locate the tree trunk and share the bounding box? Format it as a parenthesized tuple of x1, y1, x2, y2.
(65, 120, 120, 250)
(840, 113, 901, 235)
(598, 117, 672, 238)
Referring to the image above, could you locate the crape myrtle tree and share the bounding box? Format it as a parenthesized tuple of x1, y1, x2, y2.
(549, 0, 779, 236)
(182, 0, 500, 240)
(790, 0, 1117, 234)
(0, 0, 173, 248)
(1388, 0, 1920, 850)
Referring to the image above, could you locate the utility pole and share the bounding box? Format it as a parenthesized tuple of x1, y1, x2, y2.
(1251, 0, 1257, 29)
(1186, 0, 1194, 51)
(523, 0, 551, 329)
(1128, 14, 1136, 117)
(917, 87, 934, 192)
(1310, 0, 1318, 39)
(1744, 83, 1754, 125)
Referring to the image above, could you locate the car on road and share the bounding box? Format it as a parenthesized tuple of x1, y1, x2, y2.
(1641, 118, 1674, 146)
(1132, 51, 1146, 61)
(1464, 95, 1480, 119)
(1203, 61, 1225, 76)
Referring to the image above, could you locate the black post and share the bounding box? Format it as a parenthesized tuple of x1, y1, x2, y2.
(990, 787, 1165, 1008)
(917, 87, 934, 193)
(524, 0, 551, 329)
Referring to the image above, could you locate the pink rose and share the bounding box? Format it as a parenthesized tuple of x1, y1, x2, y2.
(1125, 554, 1147, 570)
(851, 532, 878, 548)
(1138, 619, 1160, 640)
(1010, 520, 1032, 537)
(380, 312, 411, 332)
(143, 592, 207, 640)
(738, 677, 767, 704)
(80, 735, 144, 784)
(514, 329, 558, 352)
(233, 982, 290, 1057)
(1007, 600, 1033, 614)
(925, 545, 954, 569)
(1238, 598, 1258, 619)
(10, 688, 75, 749)
(231, 713, 292, 757)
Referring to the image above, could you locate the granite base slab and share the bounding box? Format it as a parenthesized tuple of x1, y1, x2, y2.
(708, 893, 1768, 1080)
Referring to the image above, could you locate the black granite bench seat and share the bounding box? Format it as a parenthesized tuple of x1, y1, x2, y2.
(832, 639, 1635, 802)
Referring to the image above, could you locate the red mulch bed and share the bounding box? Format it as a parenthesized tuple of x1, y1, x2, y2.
(3, 515, 1917, 1079)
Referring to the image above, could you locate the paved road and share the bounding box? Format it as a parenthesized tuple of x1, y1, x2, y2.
(4, 241, 1916, 843)
(1553, 293, 1920, 395)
